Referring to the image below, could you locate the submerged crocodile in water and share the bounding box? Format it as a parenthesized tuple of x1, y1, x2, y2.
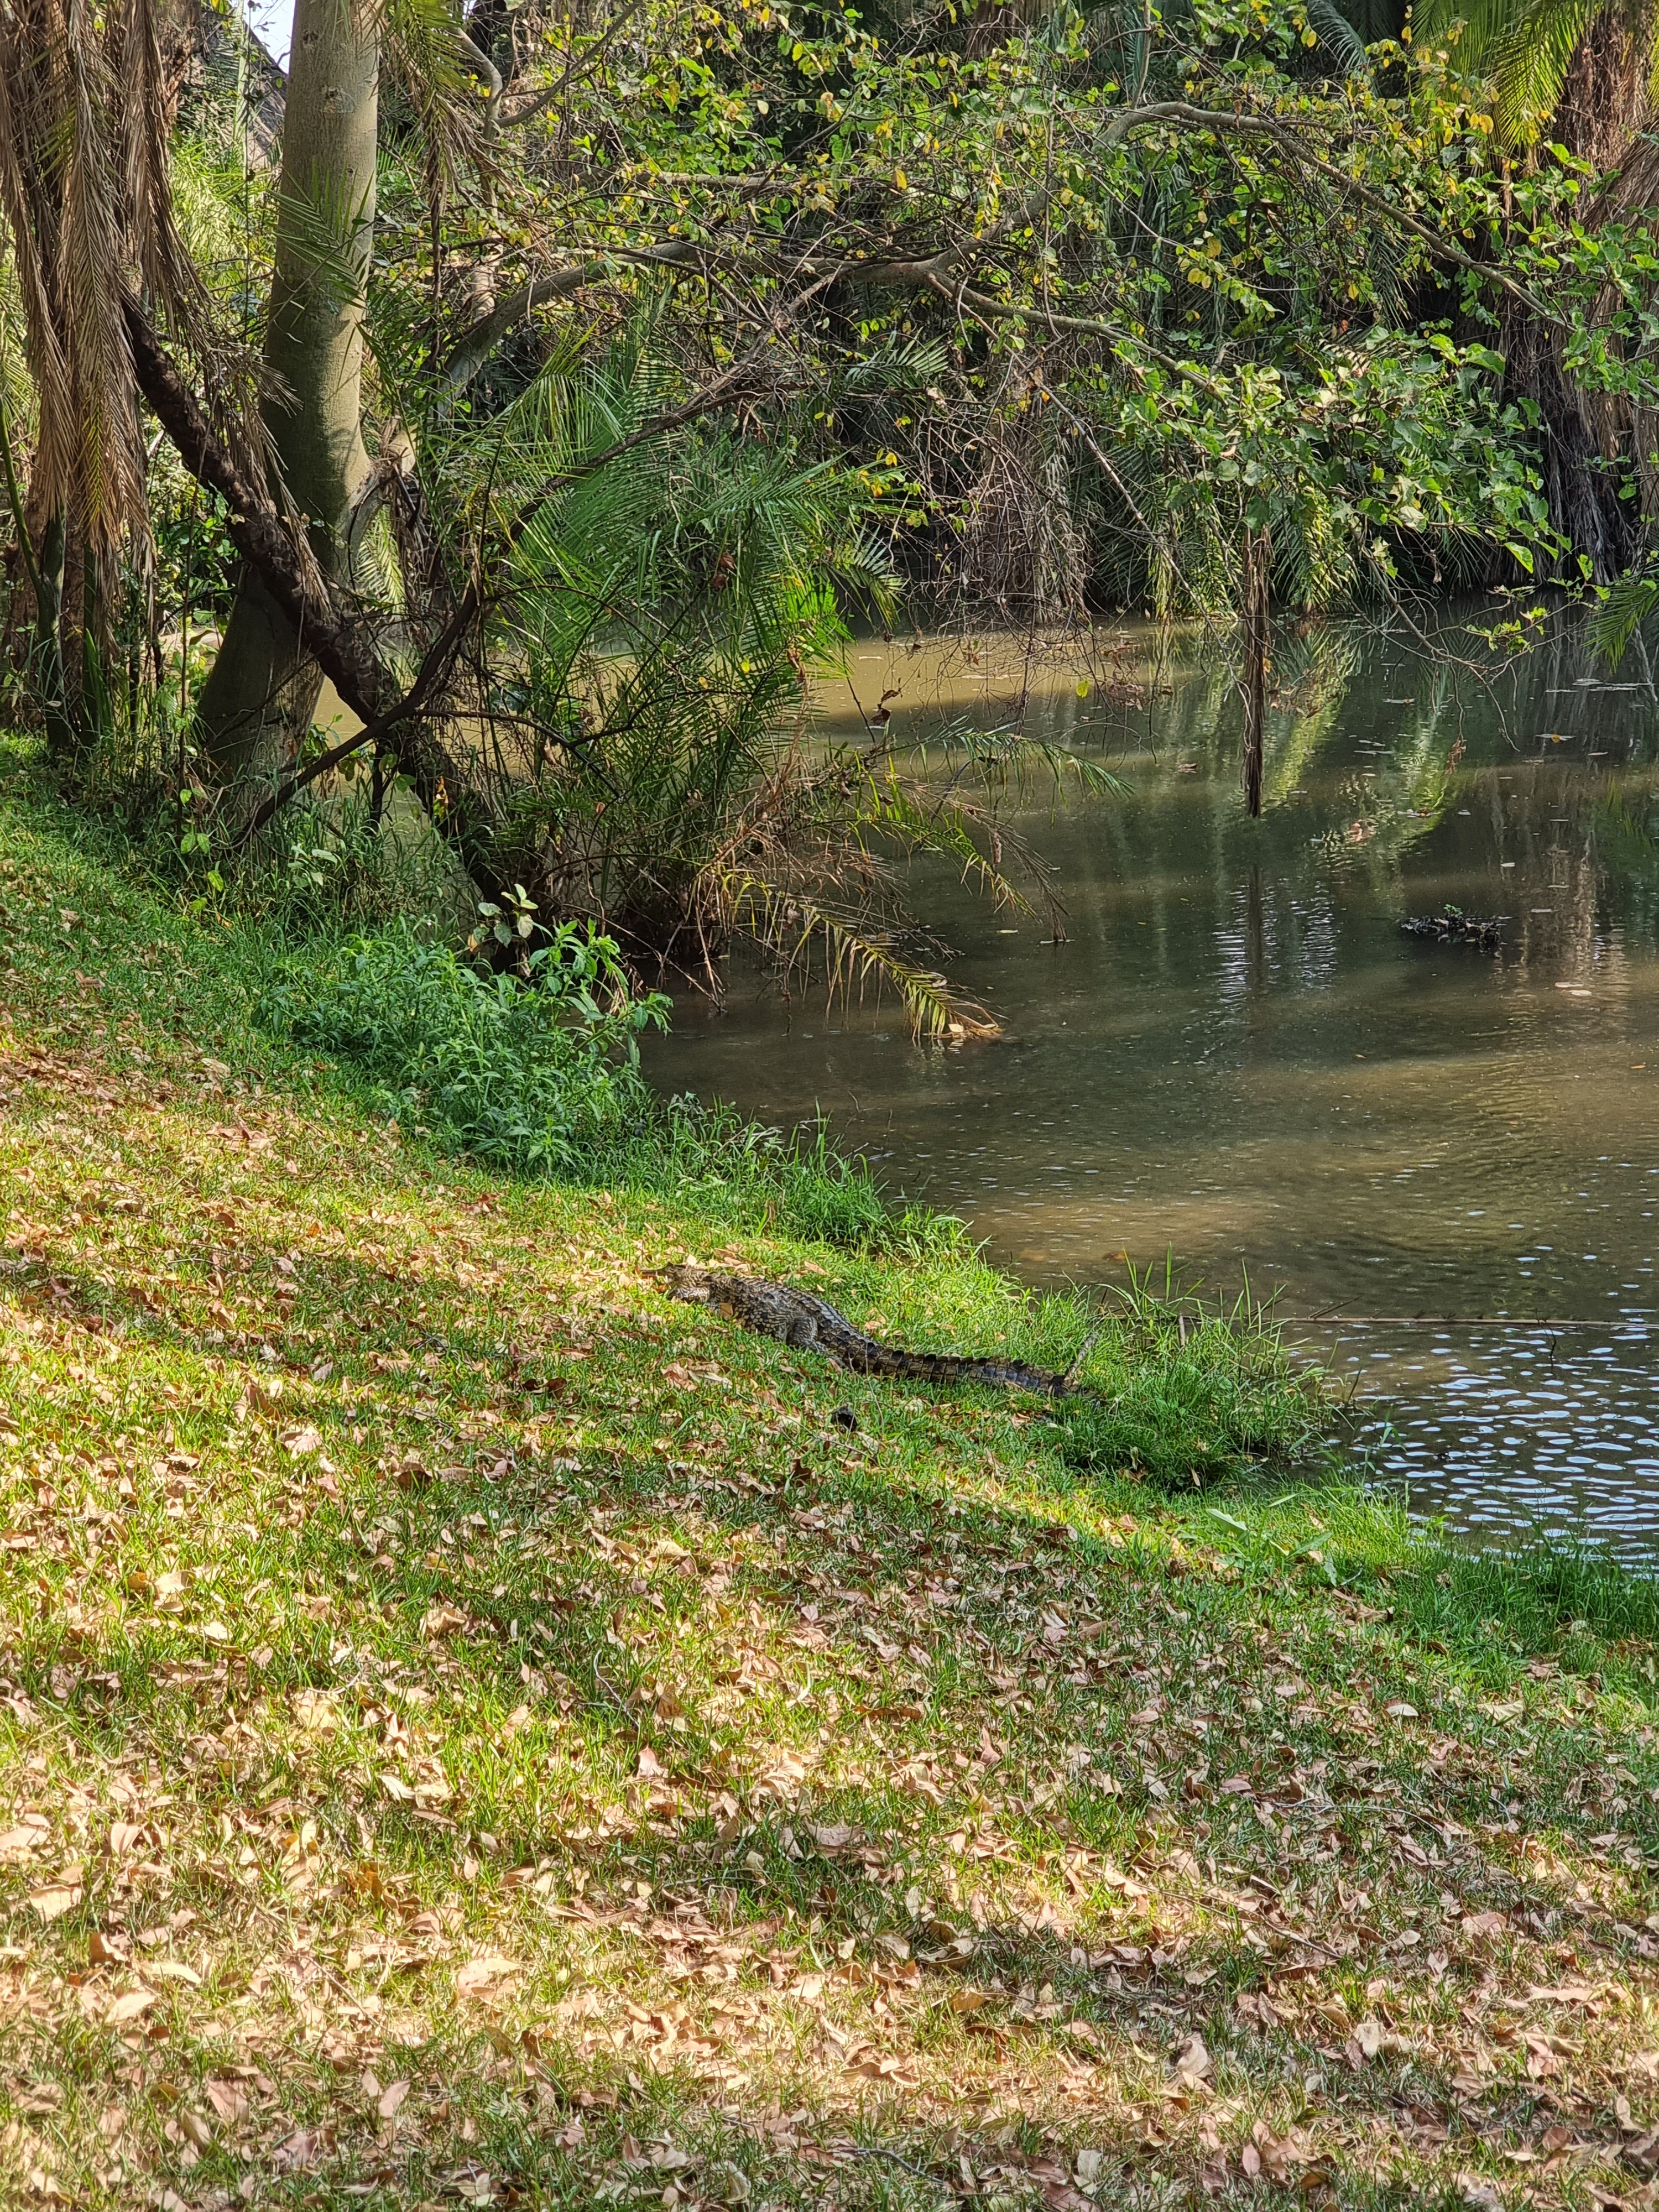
(1400, 906, 1505, 950)
(656, 1265, 1097, 1398)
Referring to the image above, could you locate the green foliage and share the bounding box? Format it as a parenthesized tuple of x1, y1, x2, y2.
(1590, 569, 1659, 668)
(273, 919, 669, 1173)
(1413, 0, 1618, 149)
(262, 905, 952, 1249)
(1396, 1534, 1659, 1663)
(374, 332, 1081, 1031)
(618, 1102, 963, 1253)
(332, 0, 1631, 640)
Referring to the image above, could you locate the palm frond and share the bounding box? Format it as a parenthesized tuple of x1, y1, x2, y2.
(714, 869, 1001, 1040)
(373, 0, 481, 194)
(0, 0, 244, 571)
(1490, 0, 1602, 145)
(1418, 0, 1606, 145)
(1589, 568, 1659, 665)
(1303, 0, 1373, 75)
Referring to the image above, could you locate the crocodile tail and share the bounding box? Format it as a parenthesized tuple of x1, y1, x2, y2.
(953, 1357, 1063, 1395)
(840, 1337, 916, 1377)
(1059, 1328, 1102, 1395)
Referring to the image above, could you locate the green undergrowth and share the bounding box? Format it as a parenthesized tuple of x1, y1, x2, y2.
(2, 775, 1659, 2212)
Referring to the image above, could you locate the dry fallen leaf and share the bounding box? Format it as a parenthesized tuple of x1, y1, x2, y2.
(103, 1988, 157, 2024)
(1461, 1911, 1509, 1940)
(1458, 2178, 1505, 2211)
(272, 2128, 324, 2173)
(455, 1953, 520, 2000)
(292, 1691, 339, 1735)
(1173, 2032, 1212, 2081)
(1349, 2017, 1388, 2062)
(280, 1425, 322, 1457)
(204, 2080, 248, 2126)
(378, 2079, 410, 2122)
(28, 1881, 84, 1923)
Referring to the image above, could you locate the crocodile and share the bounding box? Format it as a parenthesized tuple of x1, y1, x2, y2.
(656, 1265, 1097, 1397)
(1400, 908, 1505, 951)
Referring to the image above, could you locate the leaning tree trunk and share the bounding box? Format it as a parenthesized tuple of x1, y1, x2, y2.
(194, 0, 378, 778)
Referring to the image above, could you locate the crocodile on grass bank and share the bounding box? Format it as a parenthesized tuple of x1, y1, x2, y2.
(656, 1264, 1097, 1398)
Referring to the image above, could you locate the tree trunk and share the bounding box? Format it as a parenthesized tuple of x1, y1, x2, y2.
(1558, 14, 1650, 171)
(195, 0, 378, 778)
(1508, 15, 1653, 578)
(31, 507, 72, 759)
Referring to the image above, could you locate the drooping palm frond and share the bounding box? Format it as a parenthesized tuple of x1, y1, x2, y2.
(1303, 0, 1373, 76)
(1588, 564, 1659, 664)
(1413, 0, 1608, 147)
(1490, 0, 1604, 144)
(373, 0, 483, 197)
(714, 868, 1001, 1040)
(0, 0, 220, 568)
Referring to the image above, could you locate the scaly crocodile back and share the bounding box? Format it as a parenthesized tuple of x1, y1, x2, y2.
(655, 1265, 1085, 1399)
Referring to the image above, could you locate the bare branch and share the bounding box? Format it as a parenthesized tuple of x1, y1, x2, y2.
(440, 257, 613, 391)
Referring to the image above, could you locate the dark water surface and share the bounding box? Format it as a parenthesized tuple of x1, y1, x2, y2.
(645, 618, 1659, 1556)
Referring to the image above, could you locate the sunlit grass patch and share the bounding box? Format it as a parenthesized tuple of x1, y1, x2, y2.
(0, 790, 1658, 2210)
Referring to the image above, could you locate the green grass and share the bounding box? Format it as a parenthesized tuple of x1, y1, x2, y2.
(0, 776, 1657, 2211)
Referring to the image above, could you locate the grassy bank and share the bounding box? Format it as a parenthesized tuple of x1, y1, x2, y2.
(0, 790, 1656, 2212)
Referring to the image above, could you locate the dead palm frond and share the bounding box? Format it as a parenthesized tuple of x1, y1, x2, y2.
(0, 0, 217, 572)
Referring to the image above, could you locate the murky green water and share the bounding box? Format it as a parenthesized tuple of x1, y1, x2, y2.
(645, 614, 1659, 1556)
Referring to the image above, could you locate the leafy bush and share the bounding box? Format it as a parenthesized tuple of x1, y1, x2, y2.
(267, 916, 966, 1252)
(275, 921, 668, 1173)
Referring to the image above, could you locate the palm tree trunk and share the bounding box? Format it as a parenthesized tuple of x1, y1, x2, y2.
(29, 508, 70, 755)
(1511, 14, 1653, 577)
(195, 0, 377, 778)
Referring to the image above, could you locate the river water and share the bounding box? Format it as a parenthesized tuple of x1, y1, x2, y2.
(645, 614, 1659, 1557)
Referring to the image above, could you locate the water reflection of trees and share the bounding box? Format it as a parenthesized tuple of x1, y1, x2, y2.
(824, 611, 1659, 1011)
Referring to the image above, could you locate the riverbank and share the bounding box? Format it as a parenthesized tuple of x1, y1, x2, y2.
(1, 792, 1657, 2211)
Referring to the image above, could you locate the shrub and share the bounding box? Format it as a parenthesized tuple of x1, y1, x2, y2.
(274, 921, 667, 1173)
(269, 919, 966, 1254)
